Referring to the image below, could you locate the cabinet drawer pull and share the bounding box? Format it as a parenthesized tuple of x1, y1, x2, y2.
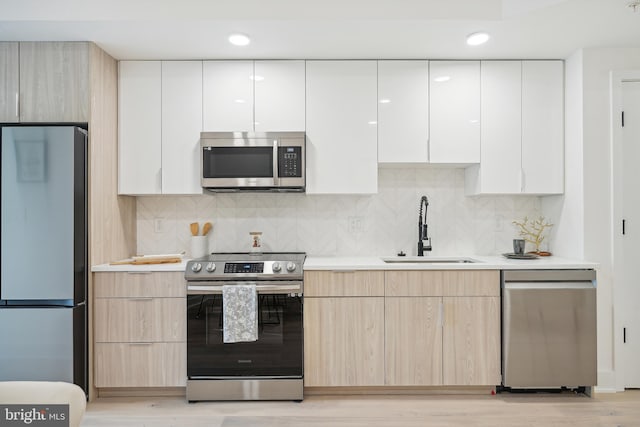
(125, 271, 153, 275)
(129, 297, 153, 301)
(15, 92, 19, 118)
(332, 270, 355, 273)
(128, 342, 153, 346)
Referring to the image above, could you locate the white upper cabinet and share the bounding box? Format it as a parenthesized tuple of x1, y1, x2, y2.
(465, 60, 564, 195)
(377, 60, 429, 164)
(306, 61, 378, 194)
(118, 61, 162, 195)
(254, 60, 305, 131)
(202, 61, 254, 131)
(521, 60, 564, 194)
(161, 61, 203, 195)
(429, 61, 480, 164)
(476, 61, 522, 194)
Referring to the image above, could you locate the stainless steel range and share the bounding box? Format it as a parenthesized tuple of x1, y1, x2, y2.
(185, 252, 305, 402)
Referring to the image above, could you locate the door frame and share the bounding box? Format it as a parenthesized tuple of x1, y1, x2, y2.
(610, 70, 640, 391)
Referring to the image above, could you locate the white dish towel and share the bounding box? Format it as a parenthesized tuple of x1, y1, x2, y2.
(222, 284, 258, 343)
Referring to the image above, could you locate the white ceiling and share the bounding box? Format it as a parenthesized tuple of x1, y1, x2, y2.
(1, 0, 639, 60)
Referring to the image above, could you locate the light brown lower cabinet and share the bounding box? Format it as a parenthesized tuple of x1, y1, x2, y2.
(94, 342, 186, 387)
(443, 296, 501, 385)
(385, 297, 442, 385)
(93, 272, 186, 388)
(304, 297, 385, 386)
(304, 271, 385, 387)
(304, 270, 501, 388)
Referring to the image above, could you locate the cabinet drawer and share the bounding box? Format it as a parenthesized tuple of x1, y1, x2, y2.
(304, 271, 384, 297)
(94, 342, 186, 387)
(385, 270, 499, 297)
(94, 272, 185, 298)
(94, 297, 185, 342)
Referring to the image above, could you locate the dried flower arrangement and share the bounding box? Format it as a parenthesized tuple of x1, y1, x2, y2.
(512, 216, 554, 255)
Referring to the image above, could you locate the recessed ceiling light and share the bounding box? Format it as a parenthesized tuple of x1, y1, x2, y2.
(249, 75, 264, 81)
(234, 99, 246, 104)
(379, 99, 391, 104)
(433, 76, 451, 83)
(368, 121, 377, 125)
(228, 33, 250, 46)
(466, 32, 490, 46)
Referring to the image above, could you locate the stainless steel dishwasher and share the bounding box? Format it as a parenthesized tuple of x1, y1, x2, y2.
(502, 270, 597, 393)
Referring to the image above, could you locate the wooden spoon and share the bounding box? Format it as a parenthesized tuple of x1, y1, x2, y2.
(190, 222, 199, 236)
(202, 222, 213, 236)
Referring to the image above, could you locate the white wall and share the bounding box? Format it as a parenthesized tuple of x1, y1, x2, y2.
(543, 47, 640, 391)
(137, 167, 542, 258)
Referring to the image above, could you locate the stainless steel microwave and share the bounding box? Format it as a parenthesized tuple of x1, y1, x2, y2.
(200, 132, 305, 192)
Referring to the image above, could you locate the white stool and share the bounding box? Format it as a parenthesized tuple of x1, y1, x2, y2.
(0, 381, 86, 427)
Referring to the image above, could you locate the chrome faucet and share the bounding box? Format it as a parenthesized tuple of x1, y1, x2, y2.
(418, 196, 432, 256)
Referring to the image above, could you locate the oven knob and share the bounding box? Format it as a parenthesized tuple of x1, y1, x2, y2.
(206, 262, 216, 272)
(272, 262, 282, 272)
(286, 262, 296, 272)
(191, 263, 202, 273)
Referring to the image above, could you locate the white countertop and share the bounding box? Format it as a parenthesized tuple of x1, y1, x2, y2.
(92, 255, 597, 273)
(303, 255, 598, 270)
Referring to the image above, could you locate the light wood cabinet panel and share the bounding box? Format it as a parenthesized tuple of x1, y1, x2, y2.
(385, 270, 499, 297)
(94, 298, 186, 343)
(442, 297, 501, 386)
(161, 61, 203, 195)
(94, 343, 186, 387)
(385, 297, 442, 385)
(0, 42, 19, 122)
(202, 61, 254, 131)
(377, 60, 429, 163)
(254, 60, 306, 131)
(118, 61, 162, 195)
(304, 271, 384, 297)
(19, 42, 90, 122)
(94, 272, 185, 298)
(429, 61, 480, 164)
(304, 297, 384, 386)
(305, 60, 378, 194)
(93, 272, 186, 389)
(385, 271, 443, 296)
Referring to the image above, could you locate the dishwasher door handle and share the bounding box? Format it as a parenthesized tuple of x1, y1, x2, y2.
(503, 281, 595, 290)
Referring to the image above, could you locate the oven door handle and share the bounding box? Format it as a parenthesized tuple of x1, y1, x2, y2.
(187, 282, 302, 295)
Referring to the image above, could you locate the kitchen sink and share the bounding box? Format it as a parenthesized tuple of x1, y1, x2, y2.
(381, 257, 480, 264)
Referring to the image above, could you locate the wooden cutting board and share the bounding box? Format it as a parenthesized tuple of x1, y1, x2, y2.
(110, 257, 182, 265)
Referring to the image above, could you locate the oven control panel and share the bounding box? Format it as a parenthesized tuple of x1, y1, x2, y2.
(185, 257, 303, 281)
(224, 262, 264, 274)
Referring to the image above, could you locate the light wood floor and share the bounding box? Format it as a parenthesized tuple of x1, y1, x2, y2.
(82, 390, 640, 427)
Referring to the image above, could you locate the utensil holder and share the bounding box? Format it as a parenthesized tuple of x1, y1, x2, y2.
(191, 236, 208, 258)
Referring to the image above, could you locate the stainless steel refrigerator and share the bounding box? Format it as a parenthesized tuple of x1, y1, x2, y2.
(0, 125, 87, 393)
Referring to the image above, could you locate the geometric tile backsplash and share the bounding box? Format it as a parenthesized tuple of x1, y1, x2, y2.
(137, 167, 543, 257)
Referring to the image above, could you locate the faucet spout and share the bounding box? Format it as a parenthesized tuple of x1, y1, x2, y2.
(418, 196, 432, 256)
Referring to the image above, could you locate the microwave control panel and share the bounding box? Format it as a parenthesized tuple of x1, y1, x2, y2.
(278, 146, 303, 177)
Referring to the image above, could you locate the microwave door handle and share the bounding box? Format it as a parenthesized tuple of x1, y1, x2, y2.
(273, 139, 279, 186)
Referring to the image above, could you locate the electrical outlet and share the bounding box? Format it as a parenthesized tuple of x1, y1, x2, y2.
(154, 218, 164, 233)
(348, 216, 364, 234)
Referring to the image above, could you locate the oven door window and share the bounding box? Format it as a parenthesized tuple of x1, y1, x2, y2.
(202, 147, 273, 179)
(187, 293, 303, 377)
